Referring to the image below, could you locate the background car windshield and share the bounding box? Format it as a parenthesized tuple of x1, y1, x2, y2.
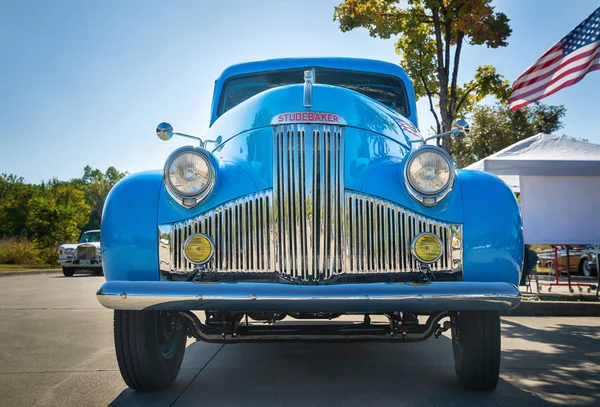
(79, 232, 100, 243)
(219, 68, 409, 117)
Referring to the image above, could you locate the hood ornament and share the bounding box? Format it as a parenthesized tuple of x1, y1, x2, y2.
(303, 68, 315, 108)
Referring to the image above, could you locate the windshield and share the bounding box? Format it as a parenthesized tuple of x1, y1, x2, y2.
(219, 68, 409, 117)
(79, 231, 100, 243)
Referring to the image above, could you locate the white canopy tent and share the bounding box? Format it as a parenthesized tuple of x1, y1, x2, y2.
(465, 134, 600, 244)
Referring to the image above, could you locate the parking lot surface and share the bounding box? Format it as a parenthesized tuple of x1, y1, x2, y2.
(1, 274, 599, 406)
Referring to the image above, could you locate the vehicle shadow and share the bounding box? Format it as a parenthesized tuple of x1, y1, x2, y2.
(50, 274, 104, 278)
(108, 319, 591, 407)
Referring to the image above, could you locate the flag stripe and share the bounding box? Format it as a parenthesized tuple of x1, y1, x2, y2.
(509, 46, 600, 100)
(508, 7, 600, 111)
(512, 43, 563, 89)
(512, 41, 599, 91)
(509, 57, 600, 110)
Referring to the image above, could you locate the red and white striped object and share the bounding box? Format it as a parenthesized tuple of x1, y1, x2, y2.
(508, 7, 600, 111)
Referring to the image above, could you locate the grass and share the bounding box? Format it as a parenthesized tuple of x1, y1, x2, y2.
(0, 264, 59, 273)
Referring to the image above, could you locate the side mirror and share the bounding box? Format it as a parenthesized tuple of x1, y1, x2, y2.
(156, 122, 174, 141)
(452, 119, 470, 139)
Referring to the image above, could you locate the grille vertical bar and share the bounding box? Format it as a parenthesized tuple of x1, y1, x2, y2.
(273, 124, 344, 281)
(163, 190, 458, 278)
(168, 191, 273, 273)
(345, 192, 453, 273)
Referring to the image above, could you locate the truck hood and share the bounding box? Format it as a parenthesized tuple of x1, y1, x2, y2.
(207, 84, 418, 149)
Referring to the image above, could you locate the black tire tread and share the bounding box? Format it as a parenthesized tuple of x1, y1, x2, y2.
(62, 267, 74, 277)
(114, 310, 185, 391)
(453, 310, 500, 390)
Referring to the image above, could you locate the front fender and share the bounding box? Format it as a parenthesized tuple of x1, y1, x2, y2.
(458, 169, 523, 285)
(101, 171, 163, 281)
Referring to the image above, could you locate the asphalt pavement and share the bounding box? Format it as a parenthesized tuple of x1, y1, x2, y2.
(1, 274, 599, 407)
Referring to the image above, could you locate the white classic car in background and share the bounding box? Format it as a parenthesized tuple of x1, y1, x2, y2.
(58, 230, 103, 277)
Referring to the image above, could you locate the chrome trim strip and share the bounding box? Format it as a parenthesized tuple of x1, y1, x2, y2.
(97, 281, 521, 312)
(303, 68, 314, 108)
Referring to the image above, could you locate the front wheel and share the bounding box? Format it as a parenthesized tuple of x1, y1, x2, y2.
(451, 311, 501, 390)
(62, 267, 74, 277)
(581, 259, 597, 277)
(114, 310, 187, 391)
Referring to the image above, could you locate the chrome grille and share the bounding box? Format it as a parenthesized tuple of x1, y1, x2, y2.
(163, 191, 273, 274)
(76, 245, 96, 260)
(273, 124, 344, 281)
(159, 124, 462, 281)
(345, 193, 453, 273)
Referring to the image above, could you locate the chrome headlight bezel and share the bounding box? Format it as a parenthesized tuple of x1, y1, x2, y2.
(404, 145, 455, 206)
(164, 146, 216, 208)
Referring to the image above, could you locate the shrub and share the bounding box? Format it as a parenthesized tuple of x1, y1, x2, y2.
(0, 238, 40, 265)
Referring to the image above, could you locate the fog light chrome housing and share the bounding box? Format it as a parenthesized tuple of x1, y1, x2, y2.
(411, 233, 443, 263)
(183, 234, 214, 265)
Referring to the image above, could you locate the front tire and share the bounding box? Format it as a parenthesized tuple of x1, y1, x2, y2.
(452, 311, 501, 390)
(114, 310, 187, 391)
(62, 267, 74, 277)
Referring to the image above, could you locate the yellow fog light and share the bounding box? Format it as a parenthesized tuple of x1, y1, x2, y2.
(411, 233, 443, 263)
(183, 234, 214, 265)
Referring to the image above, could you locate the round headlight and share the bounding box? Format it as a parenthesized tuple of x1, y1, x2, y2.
(165, 148, 215, 198)
(406, 147, 454, 196)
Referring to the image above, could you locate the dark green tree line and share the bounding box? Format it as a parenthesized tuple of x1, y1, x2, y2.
(0, 166, 127, 265)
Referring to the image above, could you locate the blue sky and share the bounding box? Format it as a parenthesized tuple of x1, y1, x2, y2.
(1, 0, 599, 183)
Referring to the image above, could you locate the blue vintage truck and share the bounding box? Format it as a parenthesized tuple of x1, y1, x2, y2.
(96, 58, 523, 391)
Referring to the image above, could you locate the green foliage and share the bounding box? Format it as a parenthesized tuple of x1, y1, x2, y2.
(452, 102, 567, 168)
(0, 238, 38, 265)
(334, 0, 512, 151)
(0, 174, 37, 239)
(27, 184, 91, 266)
(78, 165, 127, 230)
(0, 166, 127, 265)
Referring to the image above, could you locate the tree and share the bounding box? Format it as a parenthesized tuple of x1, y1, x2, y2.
(27, 183, 90, 265)
(452, 102, 566, 168)
(75, 166, 127, 231)
(334, 0, 512, 152)
(0, 174, 36, 238)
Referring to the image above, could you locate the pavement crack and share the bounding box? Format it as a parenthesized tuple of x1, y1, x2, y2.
(169, 344, 225, 407)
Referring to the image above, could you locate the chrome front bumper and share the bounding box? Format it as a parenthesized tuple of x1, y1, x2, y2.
(97, 281, 521, 313)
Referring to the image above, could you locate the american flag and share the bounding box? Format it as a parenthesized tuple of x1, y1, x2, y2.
(508, 7, 600, 111)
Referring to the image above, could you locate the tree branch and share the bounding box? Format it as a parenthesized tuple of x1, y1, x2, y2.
(419, 73, 441, 134)
(431, 7, 448, 127)
(455, 83, 478, 114)
(443, 7, 451, 103)
(449, 31, 464, 116)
